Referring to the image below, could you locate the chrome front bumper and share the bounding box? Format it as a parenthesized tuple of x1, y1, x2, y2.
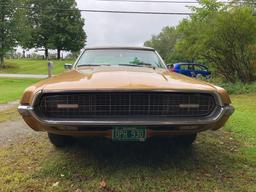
(18, 104, 234, 127)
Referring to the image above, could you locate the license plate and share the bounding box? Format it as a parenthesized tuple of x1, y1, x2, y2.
(112, 126, 147, 141)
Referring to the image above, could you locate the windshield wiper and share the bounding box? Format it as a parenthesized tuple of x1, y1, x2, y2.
(77, 64, 111, 67)
(118, 64, 138, 67)
(118, 62, 155, 69)
(137, 62, 154, 68)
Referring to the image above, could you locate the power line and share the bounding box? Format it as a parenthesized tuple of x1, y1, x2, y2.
(97, 0, 254, 4)
(79, 9, 192, 15)
(98, 0, 202, 3)
(0, 5, 192, 15)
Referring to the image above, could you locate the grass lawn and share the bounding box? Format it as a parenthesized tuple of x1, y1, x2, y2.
(0, 94, 255, 191)
(0, 59, 75, 75)
(0, 78, 39, 104)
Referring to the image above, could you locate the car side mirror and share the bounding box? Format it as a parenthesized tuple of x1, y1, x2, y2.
(64, 63, 73, 70)
(166, 64, 173, 70)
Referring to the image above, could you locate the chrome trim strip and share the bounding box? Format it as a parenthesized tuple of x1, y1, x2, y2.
(17, 104, 234, 126)
(42, 109, 225, 126)
(17, 105, 33, 116)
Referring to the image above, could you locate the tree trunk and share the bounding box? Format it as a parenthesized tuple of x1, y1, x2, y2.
(22, 50, 25, 58)
(0, 7, 4, 68)
(45, 49, 48, 60)
(57, 49, 61, 60)
(0, 56, 4, 68)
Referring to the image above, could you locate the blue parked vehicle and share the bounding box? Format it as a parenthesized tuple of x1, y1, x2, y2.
(171, 63, 211, 79)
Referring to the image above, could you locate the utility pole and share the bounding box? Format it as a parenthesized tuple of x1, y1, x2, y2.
(0, 4, 5, 67)
(48, 61, 53, 78)
(253, 7, 256, 16)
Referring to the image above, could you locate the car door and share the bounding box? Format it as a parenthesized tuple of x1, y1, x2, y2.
(194, 65, 209, 77)
(187, 64, 196, 77)
(179, 64, 192, 77)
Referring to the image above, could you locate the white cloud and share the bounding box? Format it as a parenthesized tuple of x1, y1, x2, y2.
(76, 0, 190, 46)
(17, 0, 192, 56)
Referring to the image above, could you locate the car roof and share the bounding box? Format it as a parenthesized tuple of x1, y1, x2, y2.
(173, 63, 208, 67)
(174, 62, 196, 65)
(84, 46, 155, 51)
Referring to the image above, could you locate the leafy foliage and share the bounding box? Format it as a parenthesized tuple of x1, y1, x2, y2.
(48, 0, 86, 59)
(26, 0, 86, 59)
(15, 1, 33, 50)
(144, 26, 178, 63)
(0, 0, 86, 64)
(145, 0, 256, 83)
(0, 0, 21, 67)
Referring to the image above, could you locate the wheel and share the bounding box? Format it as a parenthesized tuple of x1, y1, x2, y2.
(206, 75, 211, 80)
(175, 133, 197, 146)
(48, 133, 74, 148)
(196, 74, 203, 80)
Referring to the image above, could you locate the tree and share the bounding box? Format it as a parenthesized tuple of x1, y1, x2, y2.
(174, 0, 225, 62)
(51, 0, 86, 59)
(15, 1, 33, 52)
(202, 8, 256, 82)
(27, 0, 86, 59)
(175, 1, 256, 82)
(144, 26, 178, 63)
(0, 0, 18, 67)
(26, 0, 58, 59)
(144, 0, 256, 82)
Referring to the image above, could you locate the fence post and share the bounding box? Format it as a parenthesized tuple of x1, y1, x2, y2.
(48, 61, 53, 78)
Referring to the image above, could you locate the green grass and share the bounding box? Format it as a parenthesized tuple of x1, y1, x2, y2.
(0, 78, 39, 104)
(0, 94, 255, 191)
(0, 59, 74, 75)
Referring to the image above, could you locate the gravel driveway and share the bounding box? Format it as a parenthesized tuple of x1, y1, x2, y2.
(0, 101, 38, 145)
(0, 118, 38, 145)
(0, 101, 19, 112)
(0, 74, 47, 79)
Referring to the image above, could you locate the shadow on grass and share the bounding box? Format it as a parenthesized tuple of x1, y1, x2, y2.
(50, 134, 240, 175)
(32, 133, 256, 191)
(0, 62, 17, 69)
(72, 137, 196, 168)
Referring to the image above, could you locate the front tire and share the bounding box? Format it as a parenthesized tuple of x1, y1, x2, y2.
(48, 133, 74, 148)
(196, 74, 203, 80)
(175, 133, 197, 146)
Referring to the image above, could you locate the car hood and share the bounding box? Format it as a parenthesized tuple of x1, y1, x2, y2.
(36, 66, 217, 92)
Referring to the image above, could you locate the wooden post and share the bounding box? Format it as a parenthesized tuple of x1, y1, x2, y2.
(48, 61, 53, 78)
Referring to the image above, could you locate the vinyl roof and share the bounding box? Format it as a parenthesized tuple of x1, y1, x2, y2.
(84, 46, 155, 51)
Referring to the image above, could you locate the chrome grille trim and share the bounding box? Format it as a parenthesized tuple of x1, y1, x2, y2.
(34, 91, 217, 119)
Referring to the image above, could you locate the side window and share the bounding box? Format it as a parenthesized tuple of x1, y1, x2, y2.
(196, 65, 208, 71)
(201, 66, 208, 71)
(187, 65, 194, 70)
(194, 65, 202, 71)
(180, 65, 188, 70)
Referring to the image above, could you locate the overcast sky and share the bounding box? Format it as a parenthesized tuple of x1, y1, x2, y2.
(76, 0, 192, 46)
(18, 0, 193, 55)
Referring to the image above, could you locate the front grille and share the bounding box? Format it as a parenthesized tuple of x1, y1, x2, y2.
(35, 92, 216, 119)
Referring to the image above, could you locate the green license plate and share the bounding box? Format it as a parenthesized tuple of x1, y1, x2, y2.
(112, 126, 147, 141)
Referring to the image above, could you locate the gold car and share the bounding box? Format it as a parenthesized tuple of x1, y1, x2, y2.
(18, 46, 234, 147)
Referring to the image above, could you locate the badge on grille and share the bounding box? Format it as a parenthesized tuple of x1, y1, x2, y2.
(179, 104, 200, 108)
(57, 104, 79, 109)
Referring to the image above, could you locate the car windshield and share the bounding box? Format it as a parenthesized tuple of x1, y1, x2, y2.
(76, 49, 165, 69)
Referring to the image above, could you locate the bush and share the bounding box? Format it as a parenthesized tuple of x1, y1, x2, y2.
(217, 81, 256, 95)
